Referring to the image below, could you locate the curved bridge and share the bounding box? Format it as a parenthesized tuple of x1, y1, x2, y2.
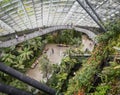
(0, 25, 97, 47)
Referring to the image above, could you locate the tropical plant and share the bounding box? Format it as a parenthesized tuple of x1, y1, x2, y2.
(65, 20, 120, 95)
(18, 47, 33, 60)
(12, 56, 25, 71)
(39, 54, 53, 81)
(92, 83, 110, 95)
(1, 53, 15, 66)
(9, 79, 28, 91)
(47, 56, 77, 92)
(32, 37, 42, 51)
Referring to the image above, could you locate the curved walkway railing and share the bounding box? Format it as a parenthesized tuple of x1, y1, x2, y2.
(0, 25, 97, 47)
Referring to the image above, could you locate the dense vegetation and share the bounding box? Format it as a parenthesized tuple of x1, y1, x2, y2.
(45, 29, 82, 45)
(64, 20, 120, 95)
(0, 29, 82, 94)
(0, 37, 46, 93)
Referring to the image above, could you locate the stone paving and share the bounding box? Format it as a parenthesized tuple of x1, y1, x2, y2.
(26, 44, 69, 82)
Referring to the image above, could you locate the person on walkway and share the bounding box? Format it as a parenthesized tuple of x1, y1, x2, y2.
(23, 34, 26, 38)
(89, 42, 92, 47)
(52, 48, 54, 54)
(15, 34, 18, 41)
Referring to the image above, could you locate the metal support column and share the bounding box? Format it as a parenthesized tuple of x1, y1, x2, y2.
(76, 0, 107, 32)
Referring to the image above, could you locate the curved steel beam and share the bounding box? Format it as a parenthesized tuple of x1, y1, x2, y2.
(0, 83, 33, 95)
(76, 0, 107, 32)
(0, 25, 97, 47)
(85, 0, 106, 28)
(0, 62, 56, 95)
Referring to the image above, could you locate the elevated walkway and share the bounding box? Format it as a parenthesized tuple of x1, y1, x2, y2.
(0, 25, 97, 47)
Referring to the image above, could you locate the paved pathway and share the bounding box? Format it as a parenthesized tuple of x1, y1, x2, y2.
(26, 35, 94, 82)
(45, 44, 69, 64)
(26, 44, 69, 82)
(82, 34, 95, 52)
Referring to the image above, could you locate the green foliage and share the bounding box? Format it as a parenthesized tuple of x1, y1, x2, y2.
(18, 47, 33, 60)
(65, 42, 106, 94)
(67, 46, 84, 56)
(92, 83, 110, 95)
(91, 61, 120, 95)
(48, 56, 77, 91)
(97, 20, 120, 43)
(9, 79, 28, 90)
(108, 79, 120, 94)
(45, 34, 55, 43)
(99, 62, 120, 83)
(39, 54, 53, 80)
(1, 53, 15, 66)
(45, 29, 82, 45)
(65, 20, 120, 95)
(0, 36, 46, 92)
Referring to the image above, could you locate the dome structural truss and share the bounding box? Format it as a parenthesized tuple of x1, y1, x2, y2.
(0, 0, 119, 36)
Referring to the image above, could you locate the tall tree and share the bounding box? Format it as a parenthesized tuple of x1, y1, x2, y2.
(39, 55, 53, 81)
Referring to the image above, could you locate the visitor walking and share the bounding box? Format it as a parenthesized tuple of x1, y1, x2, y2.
(23, 34, 26, 38)
(51, 48, 54, 54)
(15, 34, 18, 41)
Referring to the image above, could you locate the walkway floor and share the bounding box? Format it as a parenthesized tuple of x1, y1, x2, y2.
(26, 44, 69, 81)
(45, 44, 69, 64)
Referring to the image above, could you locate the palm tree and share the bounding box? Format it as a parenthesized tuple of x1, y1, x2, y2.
(22, 37, 42, 51)
(39, 55, 53, 81)
(18, 47, 33, 60)
(13, 56, 25, 70)
(33, 37, 42, 51)
(1, 53, 15, 66)
(36, 37, 42, 45)
(22, 40, 33, 49)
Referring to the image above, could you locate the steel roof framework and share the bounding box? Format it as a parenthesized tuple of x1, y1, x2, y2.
(0, 0, 119, 36)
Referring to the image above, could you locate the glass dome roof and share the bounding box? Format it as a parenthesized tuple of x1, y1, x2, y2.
(0, 0, 119, 36)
